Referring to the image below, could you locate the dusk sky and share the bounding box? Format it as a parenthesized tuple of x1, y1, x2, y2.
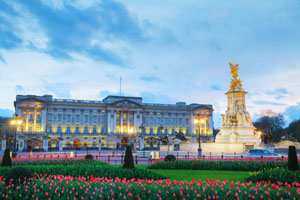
(0, 0, 300, 128)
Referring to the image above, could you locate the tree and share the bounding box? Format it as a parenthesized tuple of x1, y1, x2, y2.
(123, 145, 134, 169)
(253, 114, 285, 142)
(288, 146, 299, 171)
(286, 119, 300, 142)
(2, 148, 12, 167)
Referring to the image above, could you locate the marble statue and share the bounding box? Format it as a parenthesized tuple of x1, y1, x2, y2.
(215, 61, 260, 144)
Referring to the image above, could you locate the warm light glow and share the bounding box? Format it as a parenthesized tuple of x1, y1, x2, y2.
(10, 118, 22, 126)
(194, 119, 198, 124)
(128, 128, 134, 133)
(257, 131, 262, 136)
(10, 120, 16, 125)
(17, 120, 22, 124)
(70, 152, 74, 158)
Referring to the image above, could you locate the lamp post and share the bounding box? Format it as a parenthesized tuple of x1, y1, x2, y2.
(10, 115, 22, 158)
(194, 119, 205, 157)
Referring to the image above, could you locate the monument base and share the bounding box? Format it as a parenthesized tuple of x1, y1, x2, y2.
(161, 142, 258, 153)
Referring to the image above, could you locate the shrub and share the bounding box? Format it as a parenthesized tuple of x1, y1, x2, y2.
(3, 167, 33, 184)
(1, 149, 12, 167)
(246, 168, 300, 184)
(288, 146, 299, 171)
(0, 164, 166, 180)
(123, 145, 134, 169)
(84, 154, 94, 161)
(164, 155, 176, 162)
(148, 159, 288, 171)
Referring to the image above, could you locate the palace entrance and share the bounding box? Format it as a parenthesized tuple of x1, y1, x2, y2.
(73, 139, 81, 149)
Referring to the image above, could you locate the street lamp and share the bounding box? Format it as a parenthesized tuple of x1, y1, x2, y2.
(10, 116, 22, 158)
(194, 119, 205, 157)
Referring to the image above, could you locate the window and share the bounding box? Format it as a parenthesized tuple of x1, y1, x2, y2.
(101, 127, 105, 134)
(93, 127, 97, 134)
(172, 118, 175, 125)
(150, 128, 153, 134)
(22, 114, 26, 119)
(66, 126, 71, 134)
(186, 129, 189, 135)
(29, 114, 34, 122)
(93, 116, 97, 122)
(84, 115, 89, 122)
(179, 118, 182, 125)
(36, 114, 41, 123)
(164, 128, 168, 134)
(67, 115, 71, 122)
(48, 126, 52, 133)
(48, 114, 52, 121)
(75, 127, 80, 134)
(101, 116, 105, 123)
(172, 128, 175, 134)
(84, 126, 89, 133)
(76, 115, 80, 122)
(150, 117, 153, 124)
(164, 118, 168, 124)
(57, 126, 62, 133)
(157, 117, 161, 124)
(58, 115, 62, 122)
(186, 118, 189, 125)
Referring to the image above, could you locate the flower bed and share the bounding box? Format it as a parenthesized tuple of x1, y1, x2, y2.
(246, 168, 300, 184)
(1, 174, 299, 199)
(148, 159, 288, 171)
(11, 159, 107, 166)
(0, 164, 166, 180)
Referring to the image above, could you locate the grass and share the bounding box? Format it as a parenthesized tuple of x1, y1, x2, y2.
(133, 165, 250, 182)
(150, 170, 250, 182)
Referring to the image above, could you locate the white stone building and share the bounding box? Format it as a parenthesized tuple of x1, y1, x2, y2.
(12, 95, 214, 151)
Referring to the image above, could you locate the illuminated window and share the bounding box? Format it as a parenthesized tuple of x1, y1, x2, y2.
(29, 114, 34, 122)
(84, 126, 89, 133)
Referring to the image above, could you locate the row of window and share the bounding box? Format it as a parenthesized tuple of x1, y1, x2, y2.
(146, 117, 190, 125)
(21, 113, 41, 123)
(48, 114, 106, 123)
(48, 126, 105, 134)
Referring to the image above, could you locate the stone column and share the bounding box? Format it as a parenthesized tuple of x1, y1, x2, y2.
(43, 138, 49, 152)
(59, 138, 64, 151)
(41, 106, 47, 133)
(98, 139, 102, 151)
(139, 137, 144, 150)
(18, 139, 24, 152)
(113, 112, 117, 134)
(120, 111, 123, 134)
(134, 112, 138, 134)
(1, 139, 6, 151)
(107, 111, 111, 134)
(26, 108, 29, 132)
(33, 108, 37, 132)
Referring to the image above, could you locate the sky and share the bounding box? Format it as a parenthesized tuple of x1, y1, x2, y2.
(0, 0, 300, 128)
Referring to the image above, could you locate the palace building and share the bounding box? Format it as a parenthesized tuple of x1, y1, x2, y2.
(12, 94, 214, 151)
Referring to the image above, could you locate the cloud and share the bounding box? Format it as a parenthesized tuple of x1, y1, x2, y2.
(282, 102, 300, 122)
(264, 87, 289, 99)
(253, 100, 287, 106)
(2, 0, 149, 67)
(211, 84, 223, 91)
(15, 85, 25, 94)
(140, 92, 174, 104)
(42, 81, 71, 98)
(140, 75, 162, 82)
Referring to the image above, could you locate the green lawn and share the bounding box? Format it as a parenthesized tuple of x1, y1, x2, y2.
(134, 165, 250, 182)
(151, 169, 250, 182)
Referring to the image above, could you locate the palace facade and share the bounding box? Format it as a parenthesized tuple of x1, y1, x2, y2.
(11, 95, 214, 151)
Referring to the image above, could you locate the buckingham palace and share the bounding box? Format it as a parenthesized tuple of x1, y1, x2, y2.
(10, 94, 214, 152)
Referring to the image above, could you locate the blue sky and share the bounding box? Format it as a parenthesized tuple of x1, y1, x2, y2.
(0, 0, 300, 127)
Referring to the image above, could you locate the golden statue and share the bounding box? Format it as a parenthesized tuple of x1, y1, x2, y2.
(229, 61, 242, 90)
